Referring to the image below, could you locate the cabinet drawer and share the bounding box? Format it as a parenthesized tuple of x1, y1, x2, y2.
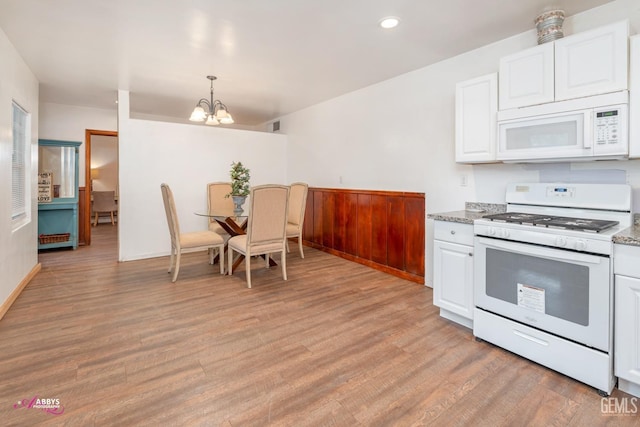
(434, 221, 474, 246)
(614, 244, 640, 277)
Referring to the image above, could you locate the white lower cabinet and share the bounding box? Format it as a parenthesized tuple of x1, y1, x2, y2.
(433, 221, 474, 328)
(614, 243, 640, 397)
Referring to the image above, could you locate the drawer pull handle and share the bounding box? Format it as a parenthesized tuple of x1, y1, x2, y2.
(513, 329, 548, 346)
(450, 230, 456, 235)
(468, 253, 473, 257)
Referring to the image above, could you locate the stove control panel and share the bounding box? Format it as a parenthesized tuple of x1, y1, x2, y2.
(546, 186, 575, 198)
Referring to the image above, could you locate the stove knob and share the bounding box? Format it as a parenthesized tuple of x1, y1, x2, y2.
(576, 240, 587, 251)
(488, 227, 496, 236)
(503, 229, 510, 238)
(555, 236, 567, 247)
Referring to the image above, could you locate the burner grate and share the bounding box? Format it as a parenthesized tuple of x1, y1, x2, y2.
(482, 212, 619, 232)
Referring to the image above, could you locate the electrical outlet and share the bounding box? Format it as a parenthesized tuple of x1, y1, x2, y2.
(461, 175, 468, 187)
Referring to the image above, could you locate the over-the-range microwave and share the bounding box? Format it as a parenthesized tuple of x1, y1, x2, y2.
(497, 91, 628, 162)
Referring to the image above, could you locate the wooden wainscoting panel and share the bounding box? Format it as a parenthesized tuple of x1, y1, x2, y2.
(344, 193, 359, 257)
(404, 196, 426, 276)
(386, 196, 405, 271)
(303, 188, 425, 284)
(322, 192, 335, 249)
(303, 194, 314, 246)
(334, 193, 347, 253)
(371, 195, 388, 265)
(312, 190, 323, 245)
(356, 194, 372, 260)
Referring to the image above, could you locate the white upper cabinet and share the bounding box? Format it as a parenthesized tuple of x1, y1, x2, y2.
(555, 20, 629, 101)
(630, 34, 640, 159)
(498, 20, 629, 111)
(499, 43, 554, 110)
(455, 73, 498, 163)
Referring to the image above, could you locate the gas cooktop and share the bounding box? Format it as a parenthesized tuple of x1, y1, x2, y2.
(481, 212, 619, 233)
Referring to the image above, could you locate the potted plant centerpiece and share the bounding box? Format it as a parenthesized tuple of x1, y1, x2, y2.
(227, 161, 250, 216)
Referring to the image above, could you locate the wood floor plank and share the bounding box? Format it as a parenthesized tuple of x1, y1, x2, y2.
(1, 224, 639, 426)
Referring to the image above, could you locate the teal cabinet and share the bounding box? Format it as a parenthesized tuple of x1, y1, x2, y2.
(37, 139, 81, 250)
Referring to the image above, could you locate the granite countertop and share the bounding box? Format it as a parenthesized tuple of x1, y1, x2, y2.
(427, 202, 506, 225)
(613, 223, 640, 247)
(428, 210, 485, 224)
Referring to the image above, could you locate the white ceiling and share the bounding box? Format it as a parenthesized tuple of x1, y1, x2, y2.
(0, 0, 614, 127)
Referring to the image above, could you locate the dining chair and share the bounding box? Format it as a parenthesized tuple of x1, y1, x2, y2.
(161, 183, 225, 282)
(92, 190, 118, 226)
(227, 184, 290, 288)
(286, 182, 309, 258)
(207, 182, 234, 236)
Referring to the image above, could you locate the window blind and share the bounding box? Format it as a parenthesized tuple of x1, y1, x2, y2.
(12, 102, 28, 220)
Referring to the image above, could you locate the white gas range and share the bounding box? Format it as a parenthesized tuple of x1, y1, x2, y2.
(473, 183, 632, 396)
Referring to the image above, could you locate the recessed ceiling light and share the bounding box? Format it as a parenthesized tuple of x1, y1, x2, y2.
(379, 17, 400, 29)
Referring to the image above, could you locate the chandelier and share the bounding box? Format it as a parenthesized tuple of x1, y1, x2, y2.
(189, 75, 234, 125)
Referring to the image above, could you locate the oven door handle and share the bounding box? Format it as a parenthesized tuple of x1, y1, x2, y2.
(477, 238, 604, 265)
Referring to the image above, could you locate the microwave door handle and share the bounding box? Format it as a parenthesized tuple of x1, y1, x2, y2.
(478, 238, 603, 265)
(583, 111, 593, 149)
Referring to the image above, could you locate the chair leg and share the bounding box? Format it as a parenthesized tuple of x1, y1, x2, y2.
(265, 253, 269, 268)
(227, 247, 233, 276)
(298, 234, 305, 259)
(246, 255, 252, 288)
(286, 239, 290, 253)
(281, 249, 287, 281)
(172, 251, 181, 282)
(218, 245, 224, 275)
(93, 212, 98, 226)
(110, 211, 115, 225)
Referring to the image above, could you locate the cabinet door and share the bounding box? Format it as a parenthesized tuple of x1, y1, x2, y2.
(455, 73, 497, 163)
(555, 20, 628, 101)
(499, 43, 554, 109)
(433, 240, 474, 319)
(630, 34, 640, 159)
(615, 274, 640, 384)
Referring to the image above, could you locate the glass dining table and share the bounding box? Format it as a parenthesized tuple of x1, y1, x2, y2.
(194, 210, 278, 273)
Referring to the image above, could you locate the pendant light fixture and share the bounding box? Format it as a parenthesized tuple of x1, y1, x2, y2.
(189, 75, 234, 125)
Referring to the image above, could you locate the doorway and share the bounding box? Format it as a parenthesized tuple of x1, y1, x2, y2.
(83, 129, 118, 246)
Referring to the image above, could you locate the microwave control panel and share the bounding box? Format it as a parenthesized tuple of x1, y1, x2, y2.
(594, 109, 620, 145)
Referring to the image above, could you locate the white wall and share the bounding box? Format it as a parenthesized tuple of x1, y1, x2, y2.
(39, 102, 117, 186)
(117, 91, 288, 261)
(0, 27, 39, 306)
(280, 0, 640, 287)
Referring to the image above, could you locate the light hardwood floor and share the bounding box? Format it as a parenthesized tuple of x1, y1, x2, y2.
(1, 225, 639, 426)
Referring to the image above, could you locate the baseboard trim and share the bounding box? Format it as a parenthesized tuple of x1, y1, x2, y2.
(0, 263, 41, 321)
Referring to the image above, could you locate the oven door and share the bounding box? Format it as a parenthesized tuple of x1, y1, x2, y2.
(474, 236, 611, 352)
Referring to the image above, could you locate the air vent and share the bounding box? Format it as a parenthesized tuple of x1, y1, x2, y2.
(272, 121, 280, 132)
